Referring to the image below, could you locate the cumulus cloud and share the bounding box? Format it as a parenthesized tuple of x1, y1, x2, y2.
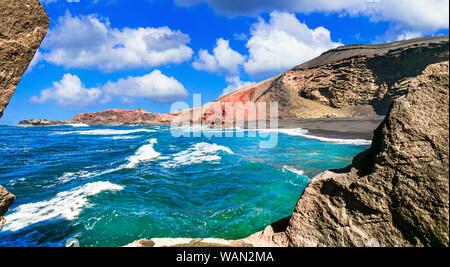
(243, 12, 342, 77)
(30, 74, 102, 108)
(102, 70, 188, 103)
(39, 12, 193, 72)
(221, 76, 254, 96)
(176, 0, 449, 39)
(193, 38, 245, 75)
(30, 70, 188, 108)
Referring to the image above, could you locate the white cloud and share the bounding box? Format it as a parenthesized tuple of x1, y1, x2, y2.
(193, 38, 245, 75)
(39, 12, 193, 72)
(176, 0, 449, 39)
(102, 70, 188, 103)
(30, 74, 102, 108)
(30, 70, 188, 108)
(243, 12, 342, 77)
(221, 76, 254, 96)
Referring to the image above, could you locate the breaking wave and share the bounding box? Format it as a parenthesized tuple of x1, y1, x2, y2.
(125, 138, 160, 168)
(3, 181, 124, 232)
(161, 142, 234, 168)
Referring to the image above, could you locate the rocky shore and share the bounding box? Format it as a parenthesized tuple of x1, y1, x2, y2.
(127, 61, 449, 247)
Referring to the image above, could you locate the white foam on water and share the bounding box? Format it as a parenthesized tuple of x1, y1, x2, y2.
(106, 136, 140, 140)
(260, 128, 372, 146)
(124, 138, 160, 168)
(3, 181, 124, 232)
(56, 129, 155, 136)
(282, 165, 305, 176)
(66, 123, 90, 127)
(162, 142, 234, 168)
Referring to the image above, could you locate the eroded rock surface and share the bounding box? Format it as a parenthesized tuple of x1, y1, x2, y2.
(0, 0, 49, 118)
(285, 62, 449, 247)
(0, 186, 15, 230)
(193, 36, 449, 122)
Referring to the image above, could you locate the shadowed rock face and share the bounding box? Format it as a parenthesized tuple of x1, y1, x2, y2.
(285, 62, 449, 247)
(0, 0, 49, 230)
(0, 0, 49, 118)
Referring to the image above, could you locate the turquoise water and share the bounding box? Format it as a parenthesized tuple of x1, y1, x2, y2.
(0, 125, 368, 247)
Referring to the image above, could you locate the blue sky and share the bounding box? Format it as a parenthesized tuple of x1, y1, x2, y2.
(1, 0, 448, 125)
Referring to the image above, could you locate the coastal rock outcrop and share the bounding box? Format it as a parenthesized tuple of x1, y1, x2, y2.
(19, 108, 178, 126)
(71, 108, 177, 126)
(285, 61, 449, 247)
(0, 0, 49, 118)
(1, 0, 49, 231)
(189, 36, 449, 123)
(0, 186, 15, 230)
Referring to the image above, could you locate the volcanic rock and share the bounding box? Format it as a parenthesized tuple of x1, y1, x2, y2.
(0, 0, 49, 118)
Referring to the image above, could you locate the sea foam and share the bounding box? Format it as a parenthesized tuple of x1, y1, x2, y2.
(56, 129, 155, 136)
(3, 181, 123, 232)
(162, 142, 234, 168)
(125, 138, 160, 168)
(282, 165, 305, 176)
(260, 128, 372, 146)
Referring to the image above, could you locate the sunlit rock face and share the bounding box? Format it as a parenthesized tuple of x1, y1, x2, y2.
(0, 0, 49, 118)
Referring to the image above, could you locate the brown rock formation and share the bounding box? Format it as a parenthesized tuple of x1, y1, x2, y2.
(285, 61, 449, 247)
(186, 36, 449, 124)
(71, 108, 178, 126)
(0, 186, 15, 230)
(0, 0, 49, 118)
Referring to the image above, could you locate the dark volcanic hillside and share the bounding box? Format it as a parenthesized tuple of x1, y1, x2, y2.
(195, 36, 448, 121)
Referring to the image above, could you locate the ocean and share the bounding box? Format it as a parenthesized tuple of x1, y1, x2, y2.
(0, 125, 369, 247)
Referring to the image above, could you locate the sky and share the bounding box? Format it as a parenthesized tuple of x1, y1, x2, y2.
(1, 0, 449, 125)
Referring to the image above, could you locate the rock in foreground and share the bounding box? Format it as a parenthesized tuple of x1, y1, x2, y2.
(286, 62, 449, 247)
(0, 186, 15, 230)
(0, 0, 49, 118)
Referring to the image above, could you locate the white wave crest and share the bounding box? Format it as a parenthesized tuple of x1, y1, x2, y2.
(66, 123, 90, 127)
(3, 181, 123, 232)
(56, 129, 155, 135)
(125, 138, 160, 168)
(106, 136, 140, 140)
(282, 165, 305, 176)
(260, 128, 372, 146)
(162, 142, 234, 168)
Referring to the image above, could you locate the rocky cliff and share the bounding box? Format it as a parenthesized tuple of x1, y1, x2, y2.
(0, 0, 49, 118)
(0, 0, 49, 230)
(285, 61, 449, 247)
(190, 36, 448, 123)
